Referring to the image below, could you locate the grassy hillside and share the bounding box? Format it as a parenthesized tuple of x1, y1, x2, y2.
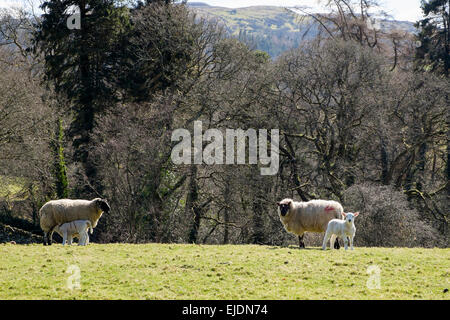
(0, 243, 448, 299)
(191, 4, 309, 57)
(192, 5, 302, 33)
(189, 3, 416, 57)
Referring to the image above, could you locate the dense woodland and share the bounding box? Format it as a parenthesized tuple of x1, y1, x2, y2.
(0, 0, 448, 247)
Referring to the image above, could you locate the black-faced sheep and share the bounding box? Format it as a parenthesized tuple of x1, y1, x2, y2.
(39, 198, 110, 245)
(277, 198, 344, 249)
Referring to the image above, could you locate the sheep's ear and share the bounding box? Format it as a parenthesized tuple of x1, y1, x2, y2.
(277, 202, 281, 206)
(342, 212, 347, 217)
(354, 212, 360, 217)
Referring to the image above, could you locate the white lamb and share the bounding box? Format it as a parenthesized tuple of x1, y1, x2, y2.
(322, 212, 359, 250)
(53, 220, 93, 246)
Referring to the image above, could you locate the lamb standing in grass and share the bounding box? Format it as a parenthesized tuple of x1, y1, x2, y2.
(322, 212, 359, 250)
(53, 220, 93, 246)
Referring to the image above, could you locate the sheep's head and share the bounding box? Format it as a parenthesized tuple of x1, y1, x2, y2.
(342, 212, 359, 224)
(95, 198, 110, 214)
(277, 199, 293, 217)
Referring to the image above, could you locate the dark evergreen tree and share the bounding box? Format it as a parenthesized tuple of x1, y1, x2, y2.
(415, 0, 450, 196)
(116, 1, 197, 102)
(33, 0, 131, 196)
(415, 0, 450, 76)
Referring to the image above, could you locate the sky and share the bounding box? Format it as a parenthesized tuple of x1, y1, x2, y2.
(0, 0, 424, 22)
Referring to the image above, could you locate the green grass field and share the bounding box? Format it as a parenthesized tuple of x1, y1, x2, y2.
(0, 243, 448, 300)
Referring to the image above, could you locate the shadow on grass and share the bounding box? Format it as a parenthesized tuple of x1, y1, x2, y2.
(266, 245, 327, 251)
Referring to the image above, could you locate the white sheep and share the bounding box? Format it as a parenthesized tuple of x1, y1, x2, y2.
(277, 198, 344, 248)
(322, 212, 359, 250)
(53, 220, 93, 246)
(39, 198, 110, 245)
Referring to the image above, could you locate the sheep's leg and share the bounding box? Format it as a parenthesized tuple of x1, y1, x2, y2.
(334, 237, 340, 250)
(43, 232, 48, 246)
(298, 235, 305, 249)
(68, 235, 73, 245)
(62, 232, 67, 246)
(350, 236, 354, 250)
(48, 230, 54, 245)
(343, 237, 349, 250)
(322, 231, 331, 250)
(330, 234, 337, 250)
(79, 232, 87, 246)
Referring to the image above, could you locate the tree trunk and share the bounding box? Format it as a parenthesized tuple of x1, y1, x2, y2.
(380, 137, 389, 185)
(251, 195, 265, 244)
(250, 166, 269, 245)
(223, 175, 231, 244)
(187, 165, 200, 243)
(447, 100, 450, 195)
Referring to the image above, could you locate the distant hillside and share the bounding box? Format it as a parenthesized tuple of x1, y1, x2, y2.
(188, 3, 416, 57)
(189, 2, 212, 7)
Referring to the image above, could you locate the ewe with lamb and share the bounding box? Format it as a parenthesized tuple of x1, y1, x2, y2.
(277, 198, 344, 249)
(39, 198, 110, 245)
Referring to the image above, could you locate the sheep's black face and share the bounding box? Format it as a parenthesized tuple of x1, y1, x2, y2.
(97, 199, 110, 213)
(279, 204, 290, 217)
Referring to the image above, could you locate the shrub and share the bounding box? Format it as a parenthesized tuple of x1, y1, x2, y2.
(342, 183, 442, 248)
